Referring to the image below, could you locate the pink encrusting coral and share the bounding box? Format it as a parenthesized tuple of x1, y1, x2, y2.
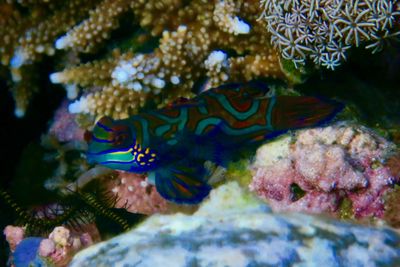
(250, 122, 400, 219)
(4, 224, 100, 267)
(48, 100, 85, 142)
(3, 225, 25, 252)
(105, 171, 169, 215)
(38, 224, 100, 266)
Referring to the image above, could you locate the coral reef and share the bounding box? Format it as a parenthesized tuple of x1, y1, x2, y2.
(1, 1, 400, 266)
(260, 0, 400, 69)
(1, 0, 293, 119)
(250, 122, 400, 220)
(54, 0, 289, 119)
(69, 182, 400, 266)
(4, 225, 100, 267)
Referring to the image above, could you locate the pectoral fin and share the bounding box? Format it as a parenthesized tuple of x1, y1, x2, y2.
(154, 162, 211, 204)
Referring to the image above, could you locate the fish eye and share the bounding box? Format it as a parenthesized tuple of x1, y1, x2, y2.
(113, 131, 130, 146)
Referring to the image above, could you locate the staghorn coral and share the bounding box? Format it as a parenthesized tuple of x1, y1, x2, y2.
(250, 122, 400, 220)
(260, 0, 400, 69)
(54, 0, 131, 53)
(50, 0, 290, 119)
(0, 0, 98, 116)
(1, 0, 291, 119)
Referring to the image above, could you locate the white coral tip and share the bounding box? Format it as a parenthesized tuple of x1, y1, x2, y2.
(68, 97, 88, 114)
(49, 72, 63, 84)
(10, 48, 26, 69)
(65, 84, 78, 99)
(151, 78, 165, 89)
(232, 18, 250, 34)
(55, 36, 69, 50)
(205, 51, 227, 66)
(14, 108, 25, 118)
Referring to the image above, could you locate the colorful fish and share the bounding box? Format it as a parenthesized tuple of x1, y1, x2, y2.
(86, 82, 343, 204)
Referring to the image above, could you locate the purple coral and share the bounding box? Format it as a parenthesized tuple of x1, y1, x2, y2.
(106, 171, 169, 215)
(48, 100, 85, 142)
(250, 123, 399, 219)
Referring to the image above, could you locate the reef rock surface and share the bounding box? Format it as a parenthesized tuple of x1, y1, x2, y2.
(250, 122, 399, 219)
(70, 182, 400, 267)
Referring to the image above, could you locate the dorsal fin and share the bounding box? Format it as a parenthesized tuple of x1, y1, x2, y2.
(205, 81, 270, 99)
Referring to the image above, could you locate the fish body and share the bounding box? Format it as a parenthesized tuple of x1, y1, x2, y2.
(87, 82, 343, 204)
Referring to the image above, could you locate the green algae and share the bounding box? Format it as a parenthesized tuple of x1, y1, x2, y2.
(225, 159, 253, 188)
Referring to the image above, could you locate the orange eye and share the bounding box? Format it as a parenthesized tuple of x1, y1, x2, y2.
(114, 132, 129, 145)
(84, 130, 93, 142)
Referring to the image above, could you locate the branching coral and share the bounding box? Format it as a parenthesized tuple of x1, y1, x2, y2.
(0, 0, 292, 119)
(2, 0, 400, 117)
(44, 0, 290, 119)
(260, 0, 400, 69)
(0, 0, 99, 116)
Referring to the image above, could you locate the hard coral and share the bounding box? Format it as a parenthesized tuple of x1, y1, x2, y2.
(261, 0, 400, 69)
(1, 0, 290, 119)
(53, 0, 289, 119)
(4, 224, 100, 267)
(3, 225, 25, 252)
(250, 122, 399, 219)
(105, 171, 169, 215)
(38, 225, 99, 266)
(48, 100, 85, 142)
(1, 0, 103, 116)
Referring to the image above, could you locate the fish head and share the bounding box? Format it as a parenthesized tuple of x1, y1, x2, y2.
(86, 116, 158, 173)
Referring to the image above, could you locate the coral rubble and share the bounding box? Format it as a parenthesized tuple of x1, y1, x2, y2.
(69, 182, 400, 266)
(250, 122, 400, 220)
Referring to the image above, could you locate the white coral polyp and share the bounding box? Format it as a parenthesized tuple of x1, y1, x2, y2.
(49, 72, 63, 84)
(205, 51, 228, 68)
(231, 17, 250, 34)
(112, 60, 137, 84)
(55, 35, 71, 50)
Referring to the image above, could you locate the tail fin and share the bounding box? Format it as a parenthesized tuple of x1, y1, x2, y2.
(272, 96, 343, 130)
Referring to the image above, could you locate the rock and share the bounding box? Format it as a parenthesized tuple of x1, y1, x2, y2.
(70, 182, 400, 267)
(250, 122, 399, 219)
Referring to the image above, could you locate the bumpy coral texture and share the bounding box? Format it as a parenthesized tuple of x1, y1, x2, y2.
(37, 225, 99, 266)
(4, 224, 100, 267)
(261, 0, 400, 69)
(54, 0, 287, 119)
(0, 0, 289, 119)
(250, 123, 399, 218)
(3, 225, 25, 252)
(105, 171, 169, 215)
(48, 100, 85, 142)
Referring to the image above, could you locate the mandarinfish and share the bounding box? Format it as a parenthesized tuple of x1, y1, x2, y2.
(86, 82, 343, 204)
